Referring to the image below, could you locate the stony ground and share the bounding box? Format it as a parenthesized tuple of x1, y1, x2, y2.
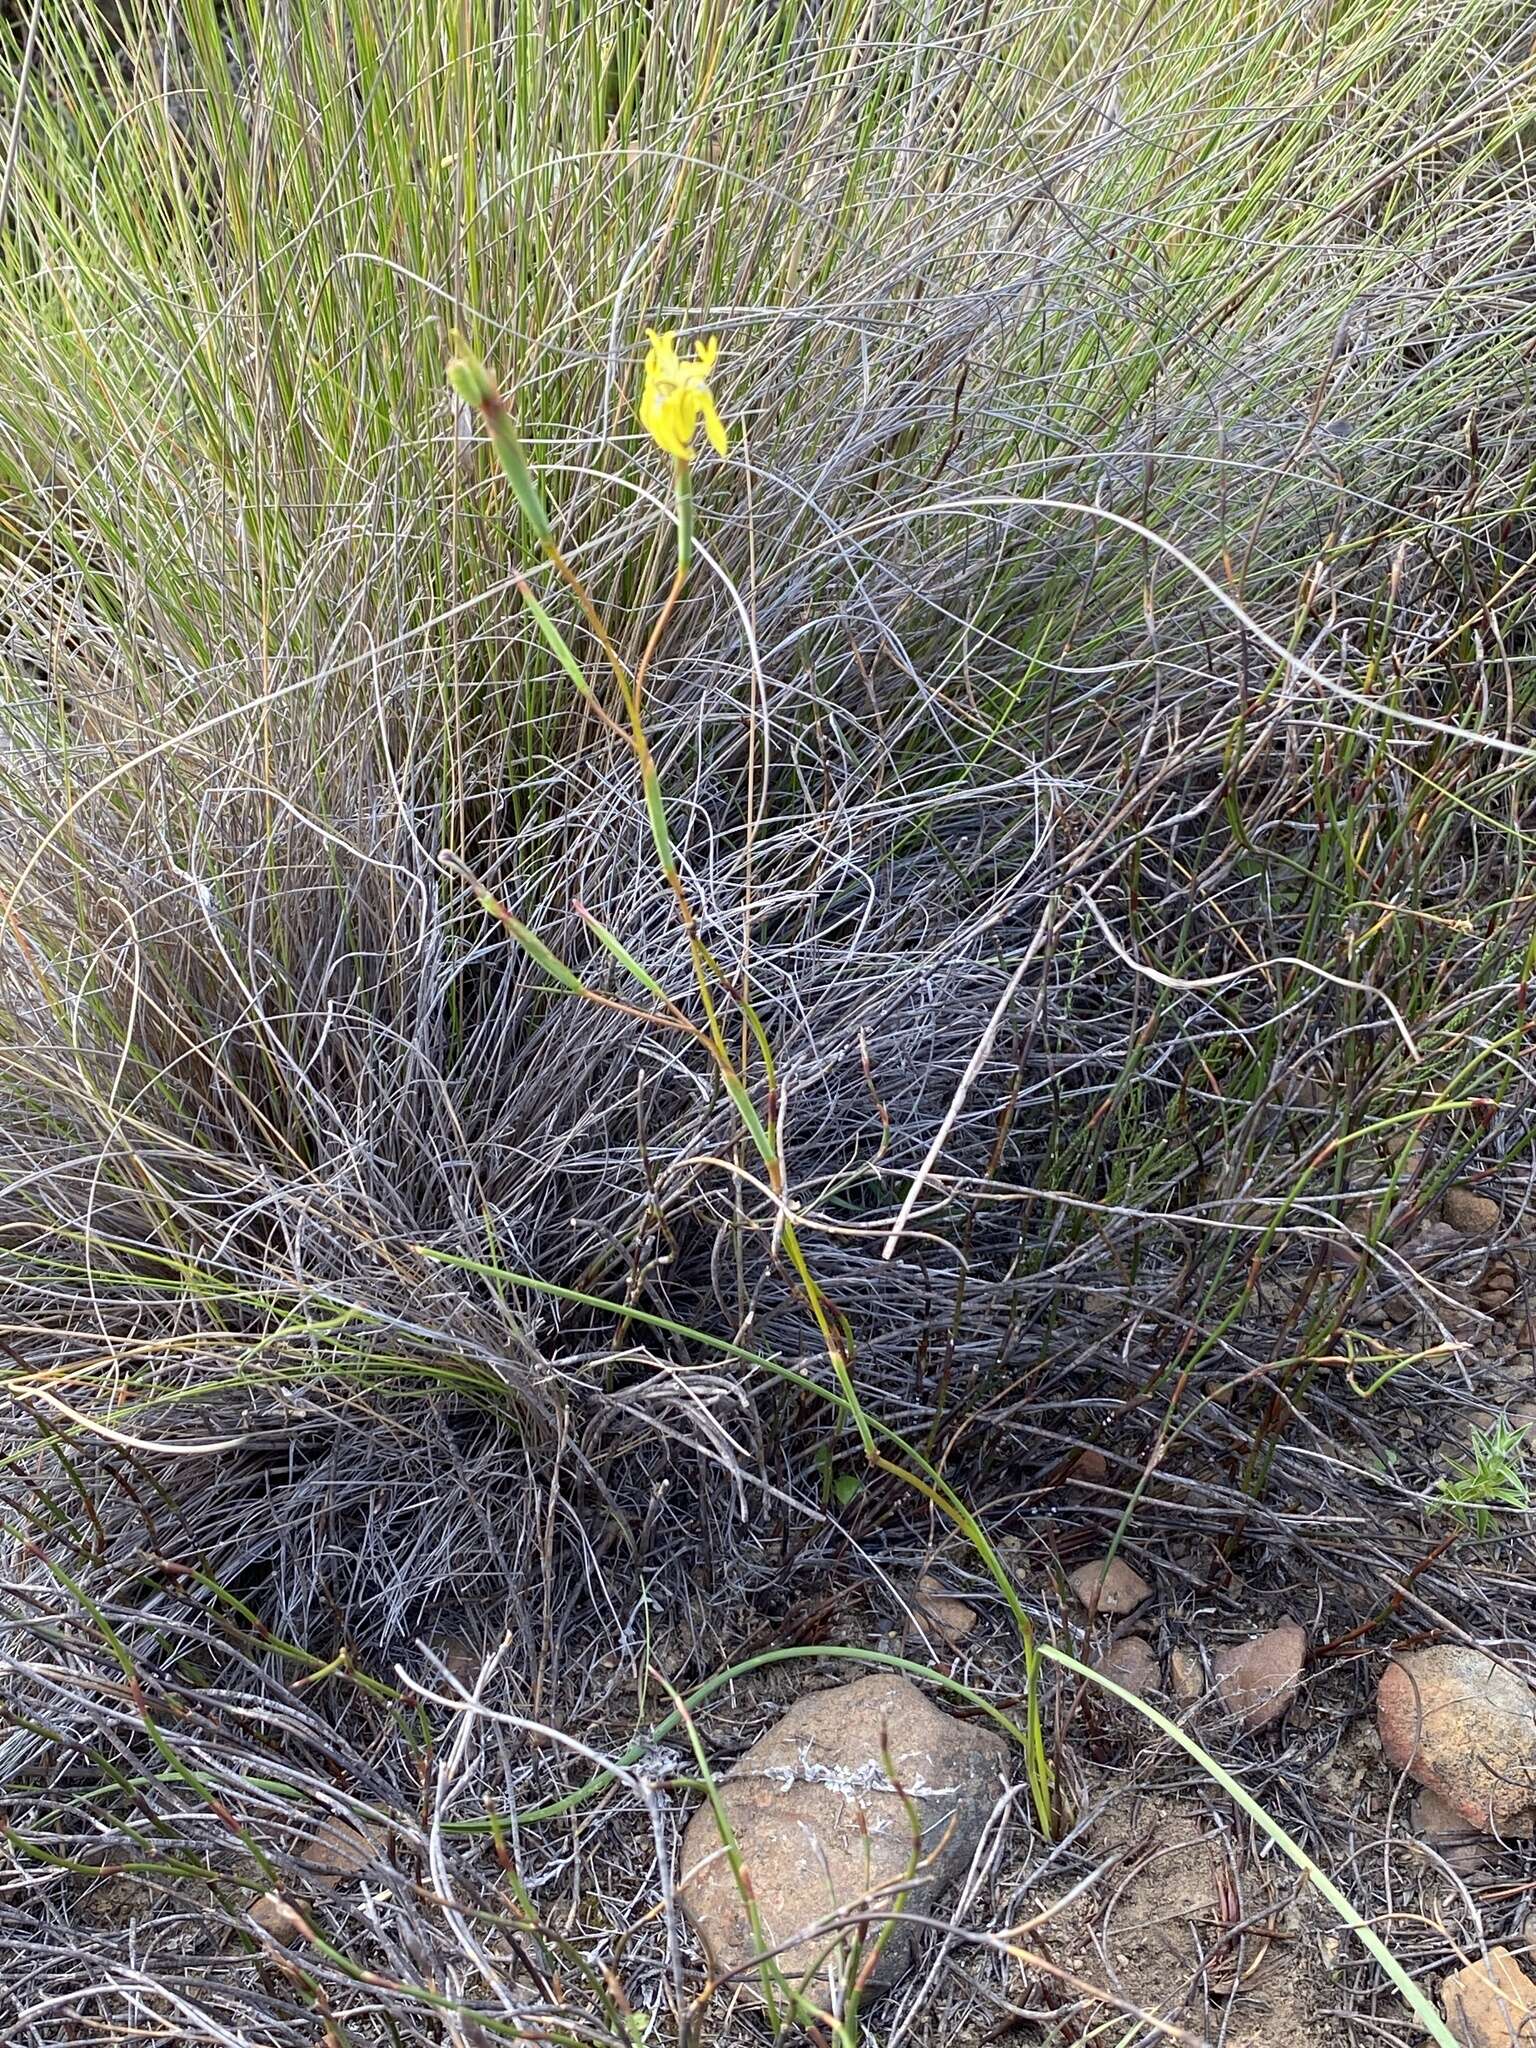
(10, 1174, 1536, 2048)
(643, 1172, 1536, 2047)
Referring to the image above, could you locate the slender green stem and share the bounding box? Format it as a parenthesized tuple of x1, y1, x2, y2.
(673, 457, 695, 572)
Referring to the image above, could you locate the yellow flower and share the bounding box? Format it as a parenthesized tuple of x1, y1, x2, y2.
(639, 328, 728, 464)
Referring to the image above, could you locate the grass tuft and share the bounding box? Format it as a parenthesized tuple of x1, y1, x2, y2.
(2, 0, 1536, 2041)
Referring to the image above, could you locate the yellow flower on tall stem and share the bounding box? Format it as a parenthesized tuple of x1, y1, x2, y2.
(639, 329, 728, 463)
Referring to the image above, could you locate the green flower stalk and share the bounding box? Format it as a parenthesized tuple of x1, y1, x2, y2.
(672, 460, 695, 572)
(446, 328, 553, 544)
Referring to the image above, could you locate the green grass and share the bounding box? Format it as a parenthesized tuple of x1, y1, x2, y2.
(1, 0, 1535, 2041)
(3, 0, 1533, 1431)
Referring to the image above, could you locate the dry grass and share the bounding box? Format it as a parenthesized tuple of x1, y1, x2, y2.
(1, 0, 1536, 2040)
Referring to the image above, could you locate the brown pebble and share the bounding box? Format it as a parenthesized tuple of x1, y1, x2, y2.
(250, 1892, 300, 1939)
(1440, 1946, 1536, 2047)
(1413, 1786, 1489, 1877)
(1066, 1556, 1151, 1617)
(1378, 1647, 1536, 1835)
(1062, 1447, 1108, 1484)
(679, 1673, 1007, 1995)
(1092, 1635, 1159, 1697)
(913, 1572, 978, 1647)
(1211, 1624, 1307, 1731)
(1170, 1647, 1206, 1704)
(1442, 1186, 1503, 1238)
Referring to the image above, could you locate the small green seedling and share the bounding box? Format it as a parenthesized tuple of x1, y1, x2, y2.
(813, 1439, 864, 1508)
(1434, 1418, 1530, 1537)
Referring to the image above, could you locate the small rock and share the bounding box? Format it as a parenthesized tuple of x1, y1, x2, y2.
(1479, 1260, 1520, 1313)
(1443, 1186, 1503, 1238)
(1381, 1123, 1429, 1164)
(296, 1816, 387, 1883)
(1080, 1289, 1122, 1326)
(1413, 1786, 1489, 1877)
(1440, 1947, 1536, 2046)
(913, 1573, 978, 1647)
(1093, 1635, 1159, 1697)
(251, 1892, 302, 1938)
(428, 1633, 490, 1686)
(1211, 1623, 1307, 1731)
(1066, 1557, 1151, 1617)
(679, 1674, 1008, 1996)
(1061, 1447, 1108, 1484)
(248, 1815, 389, 1941)
(1377, 1647, 1536, 1834)
(1442, 1298, 1489, 1345)
(1170, 1647, 1205, 1704)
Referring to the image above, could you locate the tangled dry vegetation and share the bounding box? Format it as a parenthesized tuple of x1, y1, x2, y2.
(2, 0, 1536, 2041)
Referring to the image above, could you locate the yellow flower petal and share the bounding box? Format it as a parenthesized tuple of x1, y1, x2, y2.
(641, 386, 691, 460)
(699, 391, 728, 457)
(645, 329, 680, 379)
